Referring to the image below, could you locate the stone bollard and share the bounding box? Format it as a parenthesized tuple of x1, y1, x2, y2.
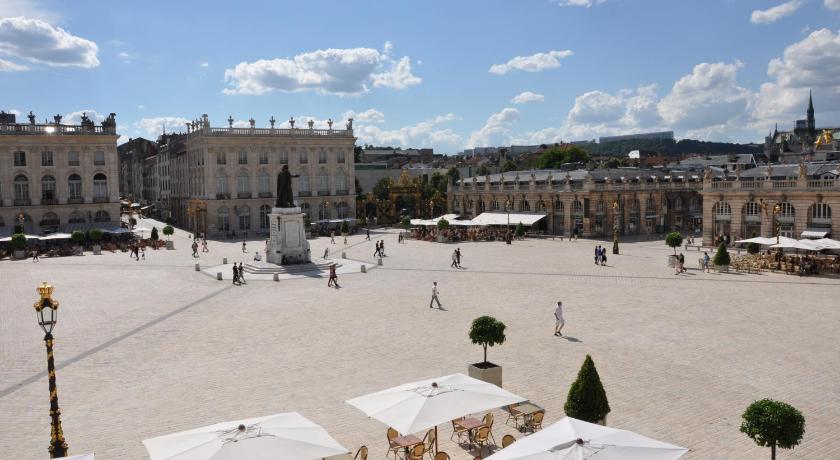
(195, 263, 200, 271)
(378, 258, 382, 266)
(223, 257, 228, 264)
(342, 251, 347, 259)
(273, 273, 280, 281)
(216, 272, 222, 280)
(361, 265, 366, 273)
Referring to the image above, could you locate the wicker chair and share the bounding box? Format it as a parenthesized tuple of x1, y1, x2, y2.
(472, 426, 493, 456)
(422, 429, 436, 459)
(482, 412, 496, 444)
(523, 411, 544, 433)
(451, 417, 470, 442)
(433, 453, 450, 460)
(387, 427, 401, 459)
(355, 446, 368, 460)
(501, 434, 516, 448)
(407, 443, 425, 460)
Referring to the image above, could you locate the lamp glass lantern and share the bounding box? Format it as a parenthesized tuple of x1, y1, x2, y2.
(34, 282, 59, 335)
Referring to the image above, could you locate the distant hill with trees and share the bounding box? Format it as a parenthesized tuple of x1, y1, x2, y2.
(576, 138, 762, 156)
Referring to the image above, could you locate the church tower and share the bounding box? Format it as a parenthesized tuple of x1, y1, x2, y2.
(806, 89, 815, 134)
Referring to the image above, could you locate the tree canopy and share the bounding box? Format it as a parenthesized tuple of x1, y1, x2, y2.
(741, 399, 805, 460)
(535, 146, 591, 169)
(373, 177, 392, 201)
(501, 160, 518, 172)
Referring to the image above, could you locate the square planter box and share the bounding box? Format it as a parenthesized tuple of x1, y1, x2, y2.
(715, 264, 729, 273)
(92, 245, 102, 255)
(13, 250, 26, 259)
(165, 240, 175, 250)
(468, 362, 503, 387)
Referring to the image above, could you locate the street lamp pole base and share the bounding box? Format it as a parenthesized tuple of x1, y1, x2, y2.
(613, 240, 619, 254)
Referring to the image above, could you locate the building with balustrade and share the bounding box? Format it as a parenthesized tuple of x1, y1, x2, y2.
(0, 111, 120, 236)
(157, 114, 356, 237)
(448, 164, 840, 245)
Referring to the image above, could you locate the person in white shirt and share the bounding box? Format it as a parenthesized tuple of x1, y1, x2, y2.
(554, 301, 565, 336)
(429, 281, 442, 309)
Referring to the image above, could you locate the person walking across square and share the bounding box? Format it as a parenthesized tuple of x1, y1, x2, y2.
(429, 281, 442, 309)
(455, 248, 462, 268)
(232, 264, 239, 285)
(451, 249, 458, 268)
(238, 262, 246, 284)
(328, 264, 339, 287)
(554, 301, 565, 336)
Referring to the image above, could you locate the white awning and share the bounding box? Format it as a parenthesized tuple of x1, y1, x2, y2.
(471, 212, 546, 226)
(801, 228, 829, 239)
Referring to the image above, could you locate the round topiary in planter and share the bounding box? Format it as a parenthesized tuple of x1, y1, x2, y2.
(11, 233, 27, 259)
(71, 230, 86, 255)
(89, 228, 103, 255)
(740, 398, 804, 460)
(163, 225, 175, 249)
(665, 232, 683, 267)
(467, 315, 506, 387)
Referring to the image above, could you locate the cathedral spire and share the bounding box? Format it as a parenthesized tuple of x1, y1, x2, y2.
(806, 89, 815, 133)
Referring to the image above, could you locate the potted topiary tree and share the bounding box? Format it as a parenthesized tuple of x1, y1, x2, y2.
(740, 399, 805, 460)
(10, 233, 27, 259)
(89, 228, 103, 255)
(150, 226, 160, 249)
(467, 316, 506, 387)
(515, 222, 525, 239)
(436, 218, 450, 243)
(713, 242, 731, 272)
(71, 230, 86, 255)
(665, 231, 683, 267)
(400, 216, 411, 229)
(564, 354, 611, 425)
(340, 219, 349, 236)
(162, 225, 175, 250)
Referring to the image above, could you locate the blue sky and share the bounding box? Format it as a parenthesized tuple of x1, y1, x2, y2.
(1, 0, 840, 153)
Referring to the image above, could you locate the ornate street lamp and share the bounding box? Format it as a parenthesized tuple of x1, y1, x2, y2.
(33, 282, 68, 458)
(772, 203, 782, 244)
(504, 199, 512, 244)
(612, 200, 620, 254)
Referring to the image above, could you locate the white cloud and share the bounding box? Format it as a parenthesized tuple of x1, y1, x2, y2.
(0, 17, 99, 68)
(511, 91, 545, 104)
(200, 61, 209, 68)
(824, 0, 840, 10)
(356, 113, 461, 151)
(135, 116, 190, 137)
(489, 50, 573, 75)
(555, 0, 607, 6)
(343, 108, 385, 124)
(63, 110, 105, 124)
(466, 108, 520, 147)
(223, 44, 420, 95)
(658, 61, 752, 130)
(0, 57, 27, 71)
(752, 28, 840, 128)
(0, 0, 61, 23)
(562, 85, 664, 140)
(750, 0, 802, 24)
(117, 51, 132, 63)
(137, 105, 145, 110)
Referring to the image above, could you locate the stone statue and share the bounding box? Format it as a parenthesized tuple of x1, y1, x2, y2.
(275, 165, 299, 208)
(703, 168, 713, 181)
(327, 118, 333, 129)
(798, 161, 807, 179)
(735, 164, 742, 180)
(27, 111, 35, 124)
(308, 119, 314, 129)
(269, 116, 276, 128)
(346, 118, 354, 130)
(227, 115, 234, 128)
(249, 117, 255, 128)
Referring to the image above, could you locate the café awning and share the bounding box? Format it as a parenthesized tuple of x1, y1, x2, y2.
(470, 212, 546, 226)
(801, 228, 829, 239)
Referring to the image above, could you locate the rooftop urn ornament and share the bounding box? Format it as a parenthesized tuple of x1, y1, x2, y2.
(28, 111, 36, 124)
(53, 114, 62, 124)
(227, 115, 234, 128)
(249, 117, 255, 128)
(327, 118, 333, 130)
(308, 119, 314, 129)
(289, 117, 295, 128)
(269, 115, 276, 128)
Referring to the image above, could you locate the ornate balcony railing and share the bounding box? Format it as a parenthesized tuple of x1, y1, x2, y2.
(14, 198, 31, 206)
(0, 123, 116, 135)
(215, 193, 231, 200)
(772, 180, 797, 189)
(317, 191, 331, 196)
(196, 126, 353, 138)
(67, 197, 84, 204)
(257, 192, 273, 198)
(40, 198, 58, 205)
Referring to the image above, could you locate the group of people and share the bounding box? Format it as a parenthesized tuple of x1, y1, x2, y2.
(593, 245, 608, 265)
(450, 248, 464, 268)
(674, 253, 687, 274)
(373, 240, 386, 258)
(129, 242, 145, 261)
(231, 262, 247, 285)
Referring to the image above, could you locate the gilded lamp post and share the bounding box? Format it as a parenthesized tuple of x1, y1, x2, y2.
(612, 200, 620, 254)
(33, 282, 68, 458)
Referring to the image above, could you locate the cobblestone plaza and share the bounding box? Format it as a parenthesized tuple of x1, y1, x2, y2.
(1, 228, 839, 459)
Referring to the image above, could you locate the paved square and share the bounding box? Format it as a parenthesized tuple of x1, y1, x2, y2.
(2, 222, 839, 459)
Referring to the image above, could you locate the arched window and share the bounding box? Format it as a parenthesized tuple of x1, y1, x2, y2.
(713, 202, 731, 219)
(94, 210, 110, 222)
(68, 211, 85, 223)
(14, 175, 29, 202)
(629, 199, 640, 213)
(319, 202, 330, 220)
(237, 171, 250, 196)
(300, 202, 311, 219)
(596, 200, 605, 214)
(335, 168, 347, 194)
(41, 175, 56, 201)
(41, 212, 60, 230)
(490, 198, 499, 211)
(689, 196, 701, 213)
(520, 199, 530, 212)
(257, 171, 270, 196)
(779, 202, 794, 218)
(299, 168, 310, 193)
(217, 207, 230, 231)
(68, 174, 82, 201)
(572, 200, 583, 215)
(93, 173, 108, 200)
(259, 204, 271, 229)
(745, 202, 761, 217)
(646, 197, 655, 212)
(318, 168, 329, 193)
(336, 201, 349, 219)
(812, 203, 831, 221)
(237, 205, 251, 230)
(216, 174, 228, 196)
(554, 199, 564, 214)
(673, 196, 683, 211)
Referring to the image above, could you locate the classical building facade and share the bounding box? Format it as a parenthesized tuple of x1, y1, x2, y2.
(157, 115, 356, 237)
(448, 164, 840, 245)
(0, 111, 120, 236)
(117, 137, 157, 202)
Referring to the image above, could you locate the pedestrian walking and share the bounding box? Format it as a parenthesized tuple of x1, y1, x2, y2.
(380, 240, 385, 256)
(32, 249, 39, 262)
(242, 241, 247, 253)
(366, 229, 370, 240)
(374, 241, 381, 258)
(141, 246, 145, 260)
(600, 247, 607, 266)
(554, 301, 565, 336)
(703, 251, 711, 273)
(330, 231, 335, 244)
(429, 281, 442, 309)
(202, 239, 209, 252)
(238, 262, 247, 284)
(327, 264, 339, 287)
(451, 249, 458, 268)
(594, 245, 600, 265)
(455, 248, 462, 268)
(192, 241, 198, 258)
(323, 247, 330, 259)
(232, 264, 240, 285)
(679, 253, 686, 273)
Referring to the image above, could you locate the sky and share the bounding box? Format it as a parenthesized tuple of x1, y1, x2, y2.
(1, 0, 840, 154)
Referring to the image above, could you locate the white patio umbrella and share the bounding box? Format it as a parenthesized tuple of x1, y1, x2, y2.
(815, 238, 840, 250)
(770, 239, 824, 251)
(485, 417, 688, 460)
(142, 412, 348, 460)
(56, 455, 95, 460)
(735, 236, 797, 246)
(346, 373, 526, 451)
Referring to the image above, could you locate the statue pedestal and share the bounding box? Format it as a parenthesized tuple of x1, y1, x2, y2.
(267, 207, 311, 265)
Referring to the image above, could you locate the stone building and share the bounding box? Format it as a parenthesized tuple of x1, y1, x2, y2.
(159, 114, 356, 237)
(117, 137, 157, 202)
(0, 111, 120, 236)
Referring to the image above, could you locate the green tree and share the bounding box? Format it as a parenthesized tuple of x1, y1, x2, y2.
(429, 172, 448, 197)
(400, 216, 411, 228)
(713, 242, 730, 266)
(303, 215, 312, 229)
(741, 399, 805, 460)
(665, 232, 683, 254)
(162, 225, 174, 240)
(165, 216, 175, 225)
(564, 355, 611, 423)
(515, 222, 525, 238)
(437, 218, 450, 230)
(501, 160, 517, 173)
(747, 242, 759, 254)
(475, 164, 490, 176)
(10, 233, 26, 250)
(88, 228, 103, 243)
(468, 316, 506, 365)
(535, 146, 591, 169)
(355, 177, 364, 198)
(446, 166, 461, 184)
(354, 145, 364, 163)
(340, 220, 349, 234)
(150, 226, 159, 242)
(373, 177, 392, 201)
(71, 230, 86, 245)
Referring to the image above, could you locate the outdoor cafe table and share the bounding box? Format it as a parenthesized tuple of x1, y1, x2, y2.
(454, 417, 484, 442)
(507, 402, 543, 429)
(392, 434, 423, 456)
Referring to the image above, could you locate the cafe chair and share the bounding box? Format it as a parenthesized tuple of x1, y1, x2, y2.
(502, 435, 516, 448)
(387, 427, 401, 459)
(473, 426, 493, 456)
(354, 445, 368, 460)
(523, 410, 544, 433)
(422, 429, 436, 459)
